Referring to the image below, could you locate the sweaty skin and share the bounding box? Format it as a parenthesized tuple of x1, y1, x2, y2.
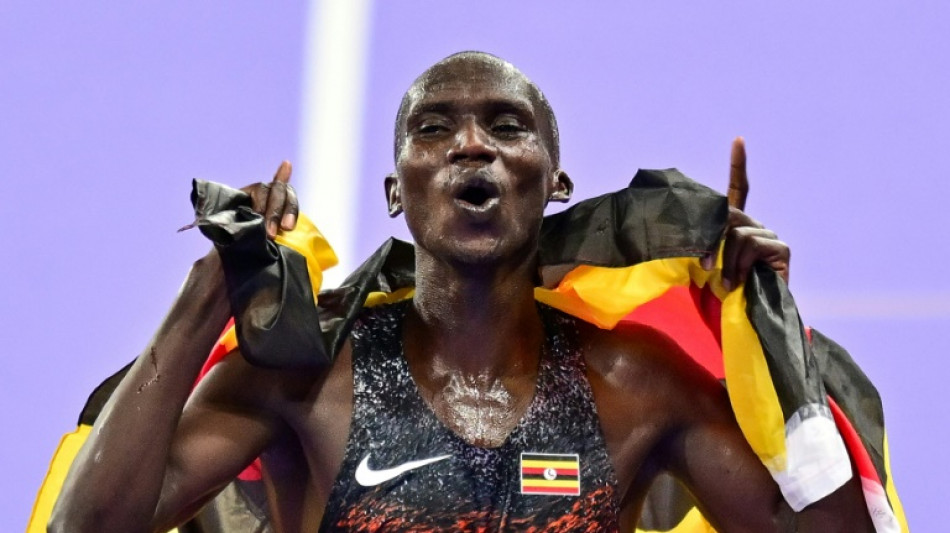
(50, 53, 866, 532)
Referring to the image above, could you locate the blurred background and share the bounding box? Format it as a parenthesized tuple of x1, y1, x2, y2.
(2, 1, 946, 530)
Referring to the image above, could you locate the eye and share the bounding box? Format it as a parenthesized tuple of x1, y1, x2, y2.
(491, 117, 527, 138)
(410, 114, 452, 138)
(418, 123, 448, 135)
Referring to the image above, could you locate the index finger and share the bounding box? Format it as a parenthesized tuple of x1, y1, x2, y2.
(273, 160, 292, 184)
(728, 136, 749, 210)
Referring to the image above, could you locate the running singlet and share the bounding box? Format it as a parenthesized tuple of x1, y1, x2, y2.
(319, 301, 621, 532)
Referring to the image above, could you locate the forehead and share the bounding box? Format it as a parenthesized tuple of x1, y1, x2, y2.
(405, 58, 538, 117)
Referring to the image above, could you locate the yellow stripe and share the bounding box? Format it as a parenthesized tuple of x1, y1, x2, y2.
(521, 479, 581, 488)
(365, 287, 415, 307)
(883, 432, 910, 532)
(535, 257, 711, 329)
(216, 323, 238, 353)
(274, 212, 338, 307)
(28, 425, 182, 533)
(28, 425, 92, 532)
(635, 506, 718, 533)
(720, 285, 786, 471)
(521, 459, 579, 469)
(534, 249, 788, 474)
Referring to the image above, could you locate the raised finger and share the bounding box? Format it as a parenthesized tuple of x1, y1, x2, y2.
(728, 137, 749, 211)
(264, 161, 293, 237)
(273, 160, 292, 184)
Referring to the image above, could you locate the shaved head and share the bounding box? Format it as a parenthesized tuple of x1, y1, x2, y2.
(394, 52, 561, 168)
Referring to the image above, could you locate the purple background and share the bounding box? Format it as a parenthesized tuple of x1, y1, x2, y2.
(3, 2, 946, 530)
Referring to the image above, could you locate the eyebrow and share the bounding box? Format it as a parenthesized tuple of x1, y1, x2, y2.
(407, 97, 536, 122)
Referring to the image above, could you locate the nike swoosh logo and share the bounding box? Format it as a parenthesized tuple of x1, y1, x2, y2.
(354, 453, 451, 487)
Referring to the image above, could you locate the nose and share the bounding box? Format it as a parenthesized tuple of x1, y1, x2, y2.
(447, 119, 497, 164)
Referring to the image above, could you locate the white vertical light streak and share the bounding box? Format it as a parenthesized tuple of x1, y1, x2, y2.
(297, 0, 373, 288)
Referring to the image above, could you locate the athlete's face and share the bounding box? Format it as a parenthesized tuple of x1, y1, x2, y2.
(387, 57, 571, 267)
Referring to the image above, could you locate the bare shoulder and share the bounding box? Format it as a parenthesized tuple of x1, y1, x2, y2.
(578, 320, 730, 424)
(188, 338, 355, 443)
(187, 348, 328, 414)
(574, 319, 737, 509)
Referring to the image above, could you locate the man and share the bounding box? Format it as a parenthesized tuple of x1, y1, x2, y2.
(49, 52, 873, 532)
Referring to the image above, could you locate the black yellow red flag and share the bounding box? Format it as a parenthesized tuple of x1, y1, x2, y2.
(32, 171, 907, 533)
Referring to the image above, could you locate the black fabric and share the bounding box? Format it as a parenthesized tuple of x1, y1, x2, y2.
(190, 179, 328, 369)
(744, 263, 828, 421)
(810, 328, 888, 486)
(539, 168, 727, 270)
(58, 168, 895, 532)
(316, 237, 416, 359)
(637, 474, 699, 531)
(190, 169, 729, 371)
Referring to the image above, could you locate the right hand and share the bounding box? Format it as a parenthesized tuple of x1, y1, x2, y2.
(240, 160, 299, 238)
(702, 138, 791, 290)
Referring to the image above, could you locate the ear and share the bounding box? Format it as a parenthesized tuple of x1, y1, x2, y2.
(384, 173, 403, 217)
(548, 169, 573, 203)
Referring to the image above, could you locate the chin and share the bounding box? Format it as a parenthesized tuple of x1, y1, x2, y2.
(442, 237, 539, 272)
(411, 217, 541, 271)
(444, 241, 506, 266)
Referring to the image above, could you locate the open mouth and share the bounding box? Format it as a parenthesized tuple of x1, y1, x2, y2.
(454, 176, 500, 211)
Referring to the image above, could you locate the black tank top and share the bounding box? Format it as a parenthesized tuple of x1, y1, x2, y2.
(319, 301, 620, 532)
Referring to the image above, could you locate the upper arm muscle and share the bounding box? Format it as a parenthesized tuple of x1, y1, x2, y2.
(151, 351, 283, 530)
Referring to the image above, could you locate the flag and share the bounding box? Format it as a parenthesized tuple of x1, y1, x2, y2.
(520, 453, 582, 496)
(32, 170, 907, 532)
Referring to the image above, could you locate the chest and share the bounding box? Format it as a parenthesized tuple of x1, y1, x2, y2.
(315, 304, 622, 531)
(416, 371, 536, 448)
(322, 364, 620, 532)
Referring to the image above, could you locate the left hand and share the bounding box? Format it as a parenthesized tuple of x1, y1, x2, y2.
(239, 160, 299, 239)
(703, 138, 790, 291)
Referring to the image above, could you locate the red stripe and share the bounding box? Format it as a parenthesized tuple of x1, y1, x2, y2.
(521, 467, 579, 476)
(195, 317, 237, 384)
(621, 284, 724, 378)
(827, 396, 881, 486)
(521, 485, 580, 494)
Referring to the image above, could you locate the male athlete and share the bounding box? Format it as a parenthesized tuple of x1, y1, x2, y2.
(49, 52, 873, 531)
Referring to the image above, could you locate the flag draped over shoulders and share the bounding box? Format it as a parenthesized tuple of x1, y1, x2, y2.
(30, 170, 907, 533)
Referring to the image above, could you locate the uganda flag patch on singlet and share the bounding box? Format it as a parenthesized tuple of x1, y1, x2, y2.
(520, 453, 581, 496)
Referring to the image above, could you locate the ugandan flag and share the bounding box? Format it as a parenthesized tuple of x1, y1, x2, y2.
(520, 453, 582, 496)
(32, 171, 908, 533)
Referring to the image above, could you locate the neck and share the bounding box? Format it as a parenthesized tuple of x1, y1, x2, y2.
(405, 250, 543, 380)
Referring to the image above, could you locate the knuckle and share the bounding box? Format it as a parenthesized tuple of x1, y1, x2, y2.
(731, 226, 753, 239)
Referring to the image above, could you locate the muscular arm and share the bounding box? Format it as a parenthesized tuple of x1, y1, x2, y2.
(588, 323, 871, 532)
(49, 252, 279, 533)
(659, 352, 872, 532)
(51, 163, 302, 532)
